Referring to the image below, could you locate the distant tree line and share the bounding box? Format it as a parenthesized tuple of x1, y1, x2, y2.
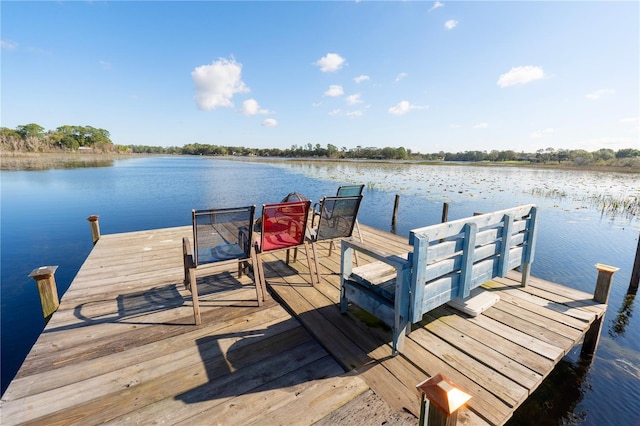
(2, 123, 638, 168)
(1, 123, 117, 153)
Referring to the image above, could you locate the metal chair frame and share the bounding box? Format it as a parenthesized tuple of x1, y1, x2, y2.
(182, 205, 265, 325)
(255, 200, 317, 288)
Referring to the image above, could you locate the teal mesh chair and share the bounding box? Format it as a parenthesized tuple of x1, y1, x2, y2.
(336, 184, 365, 197)
(182, 206, 265, 325)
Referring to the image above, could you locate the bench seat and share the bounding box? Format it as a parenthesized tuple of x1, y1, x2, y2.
(340, 204, 538, 354)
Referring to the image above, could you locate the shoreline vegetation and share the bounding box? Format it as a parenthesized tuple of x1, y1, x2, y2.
(1, 151, 639, 174)
(1, 123, 638, 172)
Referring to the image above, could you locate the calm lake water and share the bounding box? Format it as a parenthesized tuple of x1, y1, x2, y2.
(1, 156, 639, 425)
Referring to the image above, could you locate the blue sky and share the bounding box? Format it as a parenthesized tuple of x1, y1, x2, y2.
(2, 1, 638, 153)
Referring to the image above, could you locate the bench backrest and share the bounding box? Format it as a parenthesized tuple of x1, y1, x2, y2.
(408, 204, 538, 323)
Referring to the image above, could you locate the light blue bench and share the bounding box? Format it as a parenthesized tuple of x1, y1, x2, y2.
(340, 204, 539, 354)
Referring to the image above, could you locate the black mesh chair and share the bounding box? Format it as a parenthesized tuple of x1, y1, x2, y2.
(307, 195, 363, 285)
(182, 206, 265, 324)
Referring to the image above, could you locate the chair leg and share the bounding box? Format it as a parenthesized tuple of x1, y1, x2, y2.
(310, 241, 321, 286)
(182, 237, 193, 291)
(255, 249, 267, 301)
(189, 266, 201, 325)
(354, 219, 362, 266)
(303, 241, 316, 286)
(250, 247, 266, 305)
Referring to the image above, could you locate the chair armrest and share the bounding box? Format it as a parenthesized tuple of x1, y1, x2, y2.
(341, 238, 409, 270)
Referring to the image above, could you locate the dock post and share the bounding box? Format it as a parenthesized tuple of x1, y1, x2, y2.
(581, 263, 619, 359)
(28, 266, 60, 323)
(441, 202, 449, 223)
(440, 203, 449, 242)
(392, 194, 400, 231)
(416, 373, 471, 426)
(629, 234, 640, 294)
(87, 215, 101, 244)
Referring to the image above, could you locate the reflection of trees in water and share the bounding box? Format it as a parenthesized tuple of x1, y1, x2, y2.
(507, 359, 590, 426)
(609, 293, 636, 339)
(1, 156, 115, 171)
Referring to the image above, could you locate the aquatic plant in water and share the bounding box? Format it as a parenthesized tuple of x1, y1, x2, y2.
(585, 194, 640, 219)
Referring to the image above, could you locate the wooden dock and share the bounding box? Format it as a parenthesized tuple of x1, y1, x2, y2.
(1, 223, 607, 425)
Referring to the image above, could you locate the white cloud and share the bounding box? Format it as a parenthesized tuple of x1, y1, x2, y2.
(242, 98, 270, 115)
(328, 109, 342, 116)
(585, 89, 615, 100)
(395, 72, 408, 82)
(388, 101, 427, 116)
(324, 85, 344, 97)
(99, 60, 112, 70)
(346, 111, 363, 118)
(1, 39, 18, 50)
(262, 118, 278, 127)
(620, 117, 639, 123)
(315, 53, 345, 73)
(473, 122, 489, 129)
(354, 75, 370, 84)
(444, 20, 458, 30)
(192, 57, 249, 111)
(497, 65, 545, 87)
(429, 1, 444, 12)
(346, 93, 363, 105)
(530, 128, 554, 139)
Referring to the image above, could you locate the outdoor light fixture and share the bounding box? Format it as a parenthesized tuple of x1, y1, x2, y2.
(416, 373, 471, 426)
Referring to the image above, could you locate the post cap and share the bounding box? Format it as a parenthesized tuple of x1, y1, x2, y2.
(87, 215, 99, 222)
(416, 373, 471, 414)
(29, 265, 59, 279)
(595, 264, 619, 274)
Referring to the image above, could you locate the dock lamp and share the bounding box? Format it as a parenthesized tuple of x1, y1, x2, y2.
(416, 373, 471, 426)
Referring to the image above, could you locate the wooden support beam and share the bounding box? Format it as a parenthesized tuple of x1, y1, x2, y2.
(581, 263, 619, 360)
(87, 215, 100, 245)
(593, 263, 619, 304)
(28, 265, 59, 323)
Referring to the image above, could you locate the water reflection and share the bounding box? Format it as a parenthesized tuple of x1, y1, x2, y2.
(507, 358, 591, 426)
(609, 294, 636, 339)
(1, 155, 115, 171)
(2, 157, 639, 423)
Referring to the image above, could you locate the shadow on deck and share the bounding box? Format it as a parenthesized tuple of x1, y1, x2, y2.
(0, 224, 606, 426)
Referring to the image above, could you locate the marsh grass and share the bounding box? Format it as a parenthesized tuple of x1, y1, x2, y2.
(586, 194, 640, 219)
(0, 152, 146, 171)
(532, 187, 639, 219)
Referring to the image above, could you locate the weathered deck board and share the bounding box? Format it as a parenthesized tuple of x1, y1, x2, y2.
(265, 223, 605, 425)
(1, 226, 371, 426)
(1, 223, 607, 426)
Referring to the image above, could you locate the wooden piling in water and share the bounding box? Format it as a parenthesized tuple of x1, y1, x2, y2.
(441, 202, 449, 223)
(28, 265, 59, 323)
(629, 234, 640, 294)
(581, 263, 619, 359)
(392, 194, 400, 229)
(440, 203, 449, 243)
(87, 215, 100, 244)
